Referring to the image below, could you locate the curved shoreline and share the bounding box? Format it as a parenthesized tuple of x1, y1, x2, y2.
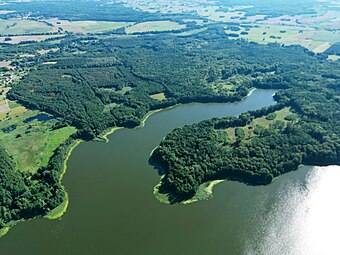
(0, 88, 260, 237)
(44, 139, 82, 220)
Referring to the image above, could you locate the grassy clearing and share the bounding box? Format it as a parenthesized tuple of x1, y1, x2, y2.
(37, 48, 58, 55)
(103, 103, 119, 113)
(0, 18, 53, 35)
(0, 86, 10, 113)
(71, 21, 132, 33)
(225, 107, 297, 141)
(150, 92, 166, 101)
(0, 34, 63, 44)
(0, 61, 12, 68)
(211, 81, 235, 95)
(19, 53, 35, 58)
(328, 55, 340, 61)
(0, 108, 77, 173)
(42, 61, 57, 65)
(125, 21, 186, 34)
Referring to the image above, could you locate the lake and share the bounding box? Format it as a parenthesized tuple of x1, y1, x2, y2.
(1, 89, 338, 255)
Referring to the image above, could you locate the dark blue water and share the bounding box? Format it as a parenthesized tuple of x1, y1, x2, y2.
(23, 113, 55, 124)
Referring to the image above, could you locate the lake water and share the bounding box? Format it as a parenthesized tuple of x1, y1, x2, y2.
(1, 89, 339, 255)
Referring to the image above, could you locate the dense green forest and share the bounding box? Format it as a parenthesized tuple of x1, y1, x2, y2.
(0, 23, 339, 227)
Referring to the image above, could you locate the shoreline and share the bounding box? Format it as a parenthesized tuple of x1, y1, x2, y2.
(44, 139, 82, 220)
(0, 139, 83, 237)
(0, 227, 9, 238)
(247, 88, 256, 97)
(0, 87, 259, 236)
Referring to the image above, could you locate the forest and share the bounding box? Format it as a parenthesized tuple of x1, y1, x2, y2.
(0, 24, 338, 227)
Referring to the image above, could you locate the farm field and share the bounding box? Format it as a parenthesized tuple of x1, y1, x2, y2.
(125, 21, 186, 34)
(0, 34, 64, 44)
(45, 19, 133, 34)
(225, 24, 339, 53)
(0, 18, 53, 35)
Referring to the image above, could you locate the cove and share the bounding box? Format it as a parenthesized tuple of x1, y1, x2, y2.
(2, 89, 334, 255)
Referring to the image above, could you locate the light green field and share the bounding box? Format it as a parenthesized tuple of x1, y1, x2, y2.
(226, 24, 338, 53)
(328, 55, 340, 61)
(225, 107, 297, 140)
(46, 19, 132, 33)
(0, 108, 77, 173)
(125, 21, 186, 34)
(0, 34, 64, 44)
(308, 30, 340, 43)
(0, 19, 53, 35)
(150, 92, 166, 101)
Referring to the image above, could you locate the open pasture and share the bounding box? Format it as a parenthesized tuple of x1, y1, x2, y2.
(0, 34, 63, 44)
(0, 18, 53, 35)
(45, 18, 132, 34)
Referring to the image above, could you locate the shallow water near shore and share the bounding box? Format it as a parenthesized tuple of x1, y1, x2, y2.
(1, 89, 338, 255)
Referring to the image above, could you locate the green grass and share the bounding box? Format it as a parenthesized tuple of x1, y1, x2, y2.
(0, 19, 53, 35)
(0, 109, 77, 173)
(308, 30, 340, 43)
(44, 194, 69, 220)
(182, 180, 225, 204)
(125, 21, 186, 34)
(225, 107, 297, 141)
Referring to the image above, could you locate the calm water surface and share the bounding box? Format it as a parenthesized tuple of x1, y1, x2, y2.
(1, 90, 338, 255)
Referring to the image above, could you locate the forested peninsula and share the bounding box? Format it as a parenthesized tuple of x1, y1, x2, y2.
(150, 30, 340, 203)
(0, 26, 339, 231)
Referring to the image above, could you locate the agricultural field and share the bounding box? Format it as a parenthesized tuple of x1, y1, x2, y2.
(44, 19, 133, 34)
(125, 20, 186, 34)
(0, 18, 53, 35)
(0, 61, 14, 69)
(225, 24, 340, 53)
(0, 34, 64, 44)
(0, 107, 76, 173)
(123, 0, 339, 53)
(0, 86, 10, 114)
(123, 0, 213, 14)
